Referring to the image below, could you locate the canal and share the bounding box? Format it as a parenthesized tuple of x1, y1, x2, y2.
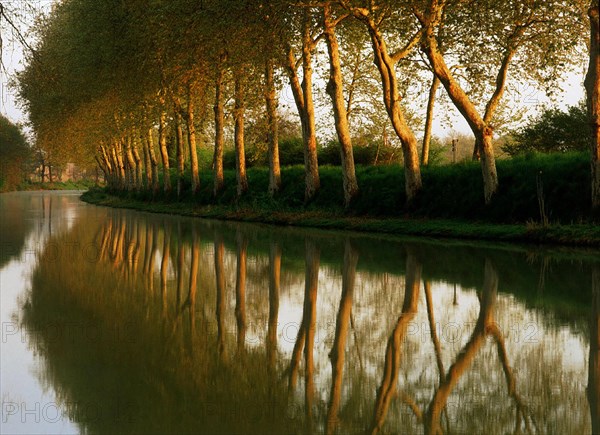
(1, 191, 598, 434)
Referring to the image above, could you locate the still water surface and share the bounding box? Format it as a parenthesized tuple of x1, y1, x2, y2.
(0, 191, 598, 434)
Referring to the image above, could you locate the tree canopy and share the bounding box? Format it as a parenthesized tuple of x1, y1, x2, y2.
(14, 0, 599, 209)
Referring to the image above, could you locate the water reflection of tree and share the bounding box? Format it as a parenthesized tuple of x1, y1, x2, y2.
(326, 240, 358, 435)
(423, 259, 533, 434)
(370, 252, 422, 434)
(20, 206, 595, 434)
(590, 265, 600, 434)
(288, 239, 320, 430)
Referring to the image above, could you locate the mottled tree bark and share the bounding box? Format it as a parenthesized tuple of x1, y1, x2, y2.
(422, 75, 440, 166)
(585, 2, 600, 210)
(213, 67, 225, 196)
(175, 112, 185, 198)
(234, 75, 248, 197)
(265, 57, 281, 196)
(186, 87, 200, 194)
(323, 4, 358, 207)
(158, 110, 171, 193)
(285, 10, 320, 202)
(147, 128, 160, 194)
(364, 22, 422, 201)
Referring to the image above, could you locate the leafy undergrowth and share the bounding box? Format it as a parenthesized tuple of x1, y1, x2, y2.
(82, 152, 600, 246)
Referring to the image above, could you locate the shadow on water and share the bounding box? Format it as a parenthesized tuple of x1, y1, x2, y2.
(17, 200, 600, 434)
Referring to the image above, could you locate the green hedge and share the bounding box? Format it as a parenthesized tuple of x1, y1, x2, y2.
(106, 152, 594, 224)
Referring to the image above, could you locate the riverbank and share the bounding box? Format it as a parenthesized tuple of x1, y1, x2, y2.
(1, 180, 96, 193)
(81, 189, 600, 247)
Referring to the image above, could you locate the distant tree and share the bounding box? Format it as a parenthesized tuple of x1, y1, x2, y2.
(502, 105, 589, 156)
(0, 115, 30, 191)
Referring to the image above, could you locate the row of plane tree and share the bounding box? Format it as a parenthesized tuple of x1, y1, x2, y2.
(16, 0, 600, 207)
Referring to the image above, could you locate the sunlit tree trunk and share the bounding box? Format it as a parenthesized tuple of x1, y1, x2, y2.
(132, 135, 143, 190)
(186, 86, 200, 194)
(585, 2, 600, 210)
(422, 75, 440, 166)
(265, 57, 281, 196)
(158, 110, 171, 193)
(323, 4, 358, 207)
(326, 239, 358, 435)
(367, 25, 422, 201)
(300, 13, 320, 202)
(234, 75, 248, 197)
(146, 128, 160, 194)
(112, 140, 125, 190)
(285, 11, 320, 202)
(213, 65, 225, 196)
(421, 14, 523, 203)
(140, 128, 152, 190)
(175, 112, 185, 198)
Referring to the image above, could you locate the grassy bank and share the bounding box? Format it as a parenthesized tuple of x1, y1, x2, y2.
(0, 179, 96, 192)
(82, 152, 600, 246)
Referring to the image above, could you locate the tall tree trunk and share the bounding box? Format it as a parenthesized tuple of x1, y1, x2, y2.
(158, 110, 171, 193)
(147, 128, 160, 194)
(421, 19, 514, 203)
(323, 5, 359, 207)
(265, 57, 281, 196)
(422, 75, 440, 166)
(125, 137, 137, 191)
(300, 11, 321, 202)
(213, 66, 225, 196)
(476, 128, 498, 204)
(111, 142, 125, 190)
(234, 75, 248, 197)
(585, 2, 600, 211)
(175, 112, 185, 198)
(132, 135, 143, 190)
(186, 88, 200, 194)
(140, 128, 152, 190)
(115, 140, 126, 190)
(367, 26, 422, 201)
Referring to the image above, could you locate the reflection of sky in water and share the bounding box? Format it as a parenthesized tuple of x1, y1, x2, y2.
(1, 192, 82, 435)
(1, 191, 596, 434)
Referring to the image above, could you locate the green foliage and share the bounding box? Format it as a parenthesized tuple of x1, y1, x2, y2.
(0, 115, 31, 192)
(503, 104, 590, 156)
(99, 152, 593, 224)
